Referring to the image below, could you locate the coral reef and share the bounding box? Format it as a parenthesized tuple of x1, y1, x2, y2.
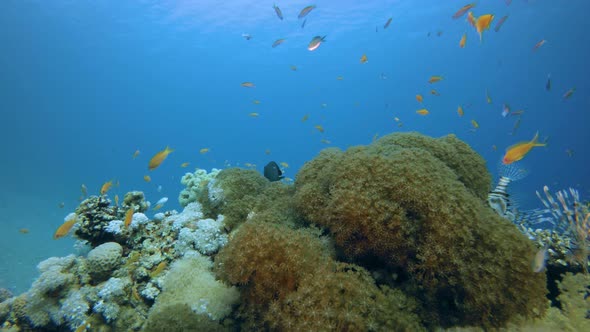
(293, 132, 546, 328)
(143, 254, 239, 331)
(87, 242, 123, 282)
(215, 220, 425, 331)
(3, 132, 588, 331)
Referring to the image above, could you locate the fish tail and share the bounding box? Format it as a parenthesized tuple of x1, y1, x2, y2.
(531, 131, 547, 146)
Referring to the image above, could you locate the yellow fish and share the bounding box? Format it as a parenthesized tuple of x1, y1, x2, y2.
(252, 100, 261, 104)
(280, 162, 289, 168)
(200, 148, 210, 154)
(428, 76, 443, 83)
(124, 208, 134, 228)
(301, 114, 309, 122)
(249, 112, 259, 117)
(416, 94, 423, 103)
(476, 14, 494, 42)
(471, 119, 479, 128)
(148, 146, 174, 171)
(360, 54, 368, 64)
(502, 131, 546, 165)
(430, 89, 440, 96)
(416, 109, 429, 115)
(54, 215, 77, 239)
(486, 89, 492, 104)
(336, 76, 344, 81)
(143, 175, 151, 183)
(100, 180, 113, 195)
(180, 162, 190, 168)
(459, 33, 466, 48)
(241, 82, 255, 88)
(314, 125, 325, 133)
(457, 105, 464, 117)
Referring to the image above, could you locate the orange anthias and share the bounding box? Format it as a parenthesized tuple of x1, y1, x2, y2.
(476, 14, 494, 42)
(502, 132, 546, 164)
(148, 146, 174, 171)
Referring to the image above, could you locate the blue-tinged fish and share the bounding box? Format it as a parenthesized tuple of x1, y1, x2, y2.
(494, 15, 508, 32)
(273, 4, 283, 20)
(383, 17, 392, 29)
(272, 38, 286, 48)
(298, 5, 316, 19)
(307, 35, 326, 51)
(301, 18, 307, 28)
(545, 74, 551, 91)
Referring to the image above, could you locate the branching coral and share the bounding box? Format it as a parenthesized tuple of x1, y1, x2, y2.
(293, 132, 547, 328)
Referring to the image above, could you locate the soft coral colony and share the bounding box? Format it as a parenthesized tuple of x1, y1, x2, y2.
(1, 132, 589, 331)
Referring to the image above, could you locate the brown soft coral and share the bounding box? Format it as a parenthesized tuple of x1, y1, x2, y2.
(293, 132, 547, 328)
(215, 220, 424, 331)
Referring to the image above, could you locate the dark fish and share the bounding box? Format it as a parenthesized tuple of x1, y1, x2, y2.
(273, 4, 283, 20)
(494, 15, 508, 32)
(264, 161, 284, 182)
(383, 17, 392, 29)
(545, 74, 551, 91)
(301, 19, 307, 28)
(272, 38, 286, 48)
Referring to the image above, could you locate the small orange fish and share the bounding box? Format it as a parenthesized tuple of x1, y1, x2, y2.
(200, 148, 210, 154)
(486, 89, 492, 104)
(148, 146, 174, 171)
(430, 90, 440, 96)
(143, 175, 151, 182)
(476, 14, 494, 42)
(301, 114, 309, 122)
(467, 12, 476, 27)
(314, 125, 325, 133)
(452, 3, 476, 19)
(457, 105, 464, 117)
(428, 76, 443, 83)
(416, 94, 423, 103)
(360, 54, 368, 64)
(533, 39, 546, 51)
(19, 228, 29, 234)
(180, 162, 190, 168)
(132, 150, 140, 159)
(471, 119, 479, 128)
(100, 180, 113, 195)
(54, 215, 77, 239)
(252, 100, 261, 105)
(249, 112, 259, 117)
(416, 109, 429, 115)
(124, 208, 134, 228)
(563, 87, 575, 100)
(241, 82, 255, 88)
(459, 33, 466, 48)
(502, 131, 546, 164)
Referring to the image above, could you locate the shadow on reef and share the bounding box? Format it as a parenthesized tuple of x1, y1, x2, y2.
(2, 132, 590, 331)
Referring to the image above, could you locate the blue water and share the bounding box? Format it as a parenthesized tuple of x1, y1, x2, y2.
(0, 0, 588, 294)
